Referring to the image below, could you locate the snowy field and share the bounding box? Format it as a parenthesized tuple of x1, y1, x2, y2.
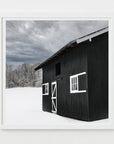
(3, 88, 109, 127)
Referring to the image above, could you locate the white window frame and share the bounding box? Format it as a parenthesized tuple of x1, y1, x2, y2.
(42, 83, 49, 95)
(70, 72, 86, 93)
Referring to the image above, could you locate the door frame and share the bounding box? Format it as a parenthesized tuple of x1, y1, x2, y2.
(51, 81, 57, 113)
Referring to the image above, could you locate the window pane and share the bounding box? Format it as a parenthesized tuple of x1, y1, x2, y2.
(75, 77, 77, 83)
(74, 83, 77, 90)
(72, 84, 74, 90)
(45, 85, 47, 93)
(71, 77, 78, 90)
(73, 77, 75, 83)
(76, 77, 77, 84)
(78, 74, 86, 90)
(71, 77, 77, 85)
(73, 84, 75, 90)
(43, 84, 49, 94)
(42, 85, 45, 94)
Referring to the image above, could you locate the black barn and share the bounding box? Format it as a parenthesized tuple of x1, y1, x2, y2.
(35, 27, 108, 121)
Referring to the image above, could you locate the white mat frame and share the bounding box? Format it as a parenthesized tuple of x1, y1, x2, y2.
(0, 11, 114, 129)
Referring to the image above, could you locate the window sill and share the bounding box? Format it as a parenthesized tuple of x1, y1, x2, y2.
(42, 93, 49, 95)
(70, 90, 86, 94)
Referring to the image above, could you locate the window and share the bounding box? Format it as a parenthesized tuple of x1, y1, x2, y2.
(70, 72, 86, 93)
(42, 83, 49, 95)
(55, 63, 61, 76)
(71, 76, 78, 91)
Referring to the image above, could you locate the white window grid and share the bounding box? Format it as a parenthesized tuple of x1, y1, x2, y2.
(70, 72, 86, 93)
(71, 76, 78, 91)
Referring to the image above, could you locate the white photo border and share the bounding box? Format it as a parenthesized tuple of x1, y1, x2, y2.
(0, 11, 114, 129)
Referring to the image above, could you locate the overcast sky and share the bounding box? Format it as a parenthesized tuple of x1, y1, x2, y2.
(6, 20, 108, 69)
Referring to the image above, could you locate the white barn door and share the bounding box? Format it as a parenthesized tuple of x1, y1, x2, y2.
(51, 81, 57, 113)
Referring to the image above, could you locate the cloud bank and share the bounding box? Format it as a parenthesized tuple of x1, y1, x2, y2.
(6, 20, 108, 69)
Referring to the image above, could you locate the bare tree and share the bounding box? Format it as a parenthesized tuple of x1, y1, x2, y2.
(6, 63, 42, 88)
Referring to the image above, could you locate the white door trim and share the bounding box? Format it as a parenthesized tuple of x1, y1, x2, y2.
(51, 81, 57, 113)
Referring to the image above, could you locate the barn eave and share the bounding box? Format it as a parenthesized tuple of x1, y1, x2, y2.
(35, 27, 108, 71)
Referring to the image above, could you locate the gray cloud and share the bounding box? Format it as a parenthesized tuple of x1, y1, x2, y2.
(6, 20, 108, 69)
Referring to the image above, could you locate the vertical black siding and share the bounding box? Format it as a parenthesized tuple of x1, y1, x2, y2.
(43, 41, 89, 121)
(88, 32, 108, 121)
(42, 32, 108, 121)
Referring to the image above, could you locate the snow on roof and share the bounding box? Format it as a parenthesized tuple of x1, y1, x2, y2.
(35, 27, 108, 70)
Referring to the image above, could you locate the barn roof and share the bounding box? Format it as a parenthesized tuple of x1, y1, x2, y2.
(35, 27, 108, 70)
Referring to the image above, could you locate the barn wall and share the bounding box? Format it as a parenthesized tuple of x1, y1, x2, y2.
(43, 41, 89, 121)
(88, 32, 108, 121)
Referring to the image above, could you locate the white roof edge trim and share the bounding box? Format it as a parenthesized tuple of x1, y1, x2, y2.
(76, 27, 108, 44)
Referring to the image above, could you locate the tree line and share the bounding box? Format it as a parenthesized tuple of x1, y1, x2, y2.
(6, 63, 42, 88)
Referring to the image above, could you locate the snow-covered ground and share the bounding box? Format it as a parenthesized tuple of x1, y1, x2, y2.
(3, 88, 109, 127)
